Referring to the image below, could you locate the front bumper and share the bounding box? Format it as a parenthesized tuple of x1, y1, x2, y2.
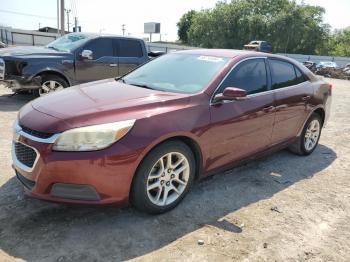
(0, 57, 41, 91)
(12, 123, 140, 206)
(0, 75, 41, 91)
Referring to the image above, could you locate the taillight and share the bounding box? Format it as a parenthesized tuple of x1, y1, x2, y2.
(328, 83, 332, 95)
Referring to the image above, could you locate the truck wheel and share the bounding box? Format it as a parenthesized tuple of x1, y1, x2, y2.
(35, 74, 68, 97)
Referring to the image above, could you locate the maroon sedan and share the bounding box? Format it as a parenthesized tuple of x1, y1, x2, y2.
(12, 49, 331, 213)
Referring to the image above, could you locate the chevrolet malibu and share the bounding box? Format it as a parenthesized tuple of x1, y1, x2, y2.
(12, 50, 331, 214)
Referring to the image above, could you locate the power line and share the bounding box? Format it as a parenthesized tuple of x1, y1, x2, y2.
(0, 9, 56, 20)
(70, 0, 77, 18)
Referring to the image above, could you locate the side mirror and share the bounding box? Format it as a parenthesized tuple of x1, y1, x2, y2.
(213, 87, 247, 103)
(81, 49, 93, 60)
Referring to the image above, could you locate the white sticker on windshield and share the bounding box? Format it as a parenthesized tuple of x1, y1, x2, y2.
(197, 56, 224, 62)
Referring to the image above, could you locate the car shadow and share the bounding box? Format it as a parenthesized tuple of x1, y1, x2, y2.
(0, 92, 34, 112)
(0, 144, 336, 262)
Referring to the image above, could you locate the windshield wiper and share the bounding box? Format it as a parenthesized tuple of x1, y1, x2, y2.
(115, 77, 156, 90)
(115, 77, 125, 83)
(130, 83, 155, 90)
(47, 46, 60, 51)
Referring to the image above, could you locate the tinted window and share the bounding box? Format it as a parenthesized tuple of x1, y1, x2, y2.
(269, 60, 297, 89)
(84, 38, 113, 59)
(219, 59, 267, 95)
(295, 66, 308, 84)
(118, 39, 143, 57)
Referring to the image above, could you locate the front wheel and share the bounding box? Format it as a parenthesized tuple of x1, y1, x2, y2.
(289, 113, 322, 155)
(131, 141, 196, 214)
(35, 74, 68, 97)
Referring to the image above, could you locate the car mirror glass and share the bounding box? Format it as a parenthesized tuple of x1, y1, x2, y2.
(81, 49, 93, 60)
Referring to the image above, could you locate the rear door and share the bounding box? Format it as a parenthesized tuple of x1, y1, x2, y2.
(75, 37, 118, 83)
(268, 59, 313, 144)
(208, 58, 276, 171)
(115, 39, 147, 76)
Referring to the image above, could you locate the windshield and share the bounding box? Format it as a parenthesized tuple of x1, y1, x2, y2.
(123, 53, 229, 94)
(46, 34, 93, 52)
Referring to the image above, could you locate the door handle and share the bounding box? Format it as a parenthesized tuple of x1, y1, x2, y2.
(109, 64, 118, 67)
(302, 95, 311, 101)
(263, 106, 275, 112)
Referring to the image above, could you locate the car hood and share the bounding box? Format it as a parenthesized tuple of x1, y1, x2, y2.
(28, 78, 191, 131)
(0, 46, 70, 57)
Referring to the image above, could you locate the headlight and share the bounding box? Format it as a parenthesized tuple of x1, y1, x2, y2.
(53, 120, 135, 151)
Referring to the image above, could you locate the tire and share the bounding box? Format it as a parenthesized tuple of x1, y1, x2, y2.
(34, 74, 69, 97)
(131, 141, 196, 214)
(289, 113, 322, 156)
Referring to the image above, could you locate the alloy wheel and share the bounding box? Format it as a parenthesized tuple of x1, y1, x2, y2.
(39, 80, 64, 96)
(146, 152, 190, 206)
(304, 119, 320, 151)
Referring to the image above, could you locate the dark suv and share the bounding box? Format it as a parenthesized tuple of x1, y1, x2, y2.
(0, 33, 151, 96)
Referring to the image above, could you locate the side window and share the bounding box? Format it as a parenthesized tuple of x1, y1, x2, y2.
(269, 59, 297, 89)
(219, 58, 267, 95)
(294, 66, 308, 84)
(84, 38, 113, 60)
(118, 39, 143, 58)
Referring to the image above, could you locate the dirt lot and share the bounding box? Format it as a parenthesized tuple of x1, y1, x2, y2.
(0, 79, 349, 262)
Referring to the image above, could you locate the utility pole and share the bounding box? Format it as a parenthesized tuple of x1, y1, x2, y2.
(57, 0, 60, 34)
(65, 9, 71, 33)
(122, 24, 126, 36)
(60, 0, 65, 35)
(74, 17, 78, 32)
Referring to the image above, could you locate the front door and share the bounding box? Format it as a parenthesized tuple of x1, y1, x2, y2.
(75, 38, 118, 84)
(208, 58, 275, 172)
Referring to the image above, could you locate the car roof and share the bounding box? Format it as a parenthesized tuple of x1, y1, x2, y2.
(66, 32, 142, 41)
(176, 49, 291, 60)
(176, 49, 317, 81)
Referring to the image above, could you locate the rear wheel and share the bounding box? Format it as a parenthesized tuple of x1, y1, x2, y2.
(131, 141, 195, 214)
(289, 113, 322, 155)
(35, 74, 68, 97)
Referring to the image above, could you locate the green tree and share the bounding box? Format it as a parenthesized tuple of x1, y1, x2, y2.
(328, 29, 350, 57)
(179, 0, 331, 55)
(177, 10, 197, 44)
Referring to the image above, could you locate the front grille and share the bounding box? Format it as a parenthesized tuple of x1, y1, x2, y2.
(4, 60, 18, 76)
(20, 125, 54, 139)
(14, 142, 37, 168)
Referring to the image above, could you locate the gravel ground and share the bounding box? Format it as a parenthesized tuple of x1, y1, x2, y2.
(0, 79, 349, 262)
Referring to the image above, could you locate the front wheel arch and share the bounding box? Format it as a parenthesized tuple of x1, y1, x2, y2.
(313, 108, 325, 127)
(129, 135, 204, 200)
(36, 71, 71, 87)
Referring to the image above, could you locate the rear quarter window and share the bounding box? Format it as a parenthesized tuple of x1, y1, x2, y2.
(295, 66, 308, 84)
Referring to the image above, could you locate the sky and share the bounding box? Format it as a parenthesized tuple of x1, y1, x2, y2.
(0, 0, 349, 41)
